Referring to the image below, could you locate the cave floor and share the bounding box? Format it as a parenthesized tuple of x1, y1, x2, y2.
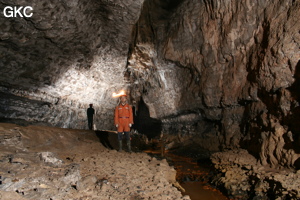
(0, 123, 189, 200)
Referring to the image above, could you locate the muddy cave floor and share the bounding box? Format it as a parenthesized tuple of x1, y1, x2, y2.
(0, 122, 230, 200)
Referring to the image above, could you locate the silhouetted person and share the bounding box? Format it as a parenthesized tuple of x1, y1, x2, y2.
(87, 104, 95, 130)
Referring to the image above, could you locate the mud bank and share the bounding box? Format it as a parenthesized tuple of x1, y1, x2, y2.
(0, 123, 189, 200)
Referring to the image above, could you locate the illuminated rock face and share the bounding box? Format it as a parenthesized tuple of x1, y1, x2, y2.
(0, 0, 144, 129)
(0, 0, 300, 167)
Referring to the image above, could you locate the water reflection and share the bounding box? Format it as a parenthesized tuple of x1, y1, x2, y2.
(144, 149, 229, 200)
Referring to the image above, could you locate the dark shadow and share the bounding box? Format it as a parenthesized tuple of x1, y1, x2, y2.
(157, 0, 184, 11)
(285, 60, 300, 153)
(0, 92, 52, 127)
(95, 131, 115, 150)
(239, 125, 263, 160)
(294, 157, 300, 170)
(131, 105, 137, 131)
(0, 117, 35, 126)
(95, 130, 150, 152)
(135, 98, 162, 139)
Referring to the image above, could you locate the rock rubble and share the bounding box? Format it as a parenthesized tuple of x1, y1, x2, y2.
(0, 123, 189, 200)
(211, 149, 300, 199)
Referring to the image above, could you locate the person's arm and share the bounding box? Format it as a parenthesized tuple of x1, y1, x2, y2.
(114, 106, 119, 126)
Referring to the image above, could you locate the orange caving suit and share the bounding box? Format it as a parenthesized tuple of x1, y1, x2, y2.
(114, 103, 133, 132)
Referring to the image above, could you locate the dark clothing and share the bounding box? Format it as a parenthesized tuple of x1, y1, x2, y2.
(88, 118, 93, 130)
(118, 131, 130, 141)
(87, 107, 95, 130)
(87, 107, 95, 117)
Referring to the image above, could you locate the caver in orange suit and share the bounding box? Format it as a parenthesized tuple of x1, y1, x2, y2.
(114, 103, 133, 132)
(114, 97, 133, 152)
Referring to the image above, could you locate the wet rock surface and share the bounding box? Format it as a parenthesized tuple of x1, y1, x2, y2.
(0, 123, 189, 200)
(211, 149, 300, 199)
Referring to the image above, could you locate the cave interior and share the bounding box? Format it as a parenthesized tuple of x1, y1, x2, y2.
(0, 0, 300, 199)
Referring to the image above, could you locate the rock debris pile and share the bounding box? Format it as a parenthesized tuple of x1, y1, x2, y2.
(211, 149, 300, 199)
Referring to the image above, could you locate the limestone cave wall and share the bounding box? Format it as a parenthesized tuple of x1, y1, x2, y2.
(0, 0, 144, 129)
(127, 0, 300, 166)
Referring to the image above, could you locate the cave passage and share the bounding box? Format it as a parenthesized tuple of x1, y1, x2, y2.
(134, 98, 162, 139)
(0, 0, 299, 199)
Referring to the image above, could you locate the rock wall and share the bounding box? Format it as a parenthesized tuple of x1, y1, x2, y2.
(127, 0, 300, 166)
(0, 0, 144, 129)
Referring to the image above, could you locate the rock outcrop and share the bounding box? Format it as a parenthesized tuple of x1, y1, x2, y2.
(127, 0, 300, 166)
(211, 149, 300, 199)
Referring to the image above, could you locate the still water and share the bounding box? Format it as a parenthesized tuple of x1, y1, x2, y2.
(144, 149, 229, 200)
(169, 153, 229, 200)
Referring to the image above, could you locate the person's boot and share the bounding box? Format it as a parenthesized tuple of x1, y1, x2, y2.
(127, 140, 132, 153)
(118, 140, 122, 152)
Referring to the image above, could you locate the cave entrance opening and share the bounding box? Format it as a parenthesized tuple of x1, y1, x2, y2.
(134, 98, 162, 139)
